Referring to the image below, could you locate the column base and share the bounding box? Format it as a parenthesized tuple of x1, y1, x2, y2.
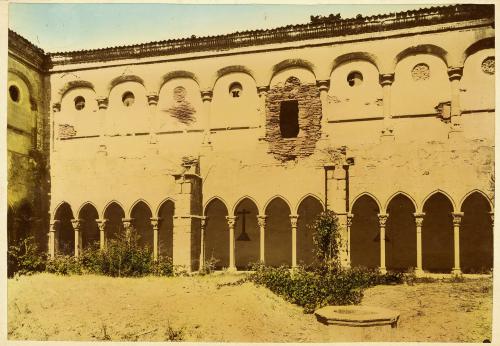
(227, 266, 237, 272)
(451, 268, 462, 276)
(414, 268, 425, 277)
(379, 267, 387, 274)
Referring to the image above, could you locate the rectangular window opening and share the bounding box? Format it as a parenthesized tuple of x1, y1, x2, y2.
(279, 100, 299, 138)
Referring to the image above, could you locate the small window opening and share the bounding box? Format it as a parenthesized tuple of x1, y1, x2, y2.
(9, 85, 20, 102)
(280, 100, 299, 138)
(122, 91, 135, 107)
(74, 96, 85, 110)
(347, 71, 363, 87)
(229, 82, 242, 98)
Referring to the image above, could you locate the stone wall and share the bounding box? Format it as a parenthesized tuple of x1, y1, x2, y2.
(265, 77, 322, 162)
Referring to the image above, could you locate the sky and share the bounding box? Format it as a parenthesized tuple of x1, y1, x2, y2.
(9, 2, 435, 53)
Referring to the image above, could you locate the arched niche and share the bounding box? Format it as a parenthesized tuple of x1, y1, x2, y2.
(211, 72, 259, 128)
(391, 54, 450, 117)
(78, 203, 100, 249)
(233, 197, 259, 269)
(350, 195, 380, 269)
(54, 202, 75, 255)
(59, 87, 98, 137)
(130, 201, 153, 248)
(103, 202, 125, 241)
(157, 77, 202, 131)
(204, 198, 229, 269)
(269, 67, 316, 88)
(8, 71, 35, 134)
(460, 49, 495, 112)
(108, 81, 148, 135)
(328, 60, 382, 120)
(296, 195, 324, 267)
(157, 199, 175, 259)
(264, 197, 292, 267)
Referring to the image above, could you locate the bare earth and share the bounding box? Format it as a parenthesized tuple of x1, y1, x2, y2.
(7, 273, 492, 342)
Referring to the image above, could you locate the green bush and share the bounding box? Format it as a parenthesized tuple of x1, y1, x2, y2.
(248, 263, 403, 313)
(310, 210, 342, 271)
(46, 255, 83, 275)
(46, 228, 174, 277)
(8, 236, 46, 277)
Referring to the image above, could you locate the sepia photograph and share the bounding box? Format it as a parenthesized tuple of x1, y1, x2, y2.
(3, 1, 497, 343)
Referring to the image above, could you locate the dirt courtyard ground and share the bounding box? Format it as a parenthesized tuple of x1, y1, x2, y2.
(7, 273, 492, 342)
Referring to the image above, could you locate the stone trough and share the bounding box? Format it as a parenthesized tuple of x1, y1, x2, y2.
(315, 305, 400, 328)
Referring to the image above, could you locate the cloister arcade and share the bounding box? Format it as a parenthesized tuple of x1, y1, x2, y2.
(50, 189, 493, 275)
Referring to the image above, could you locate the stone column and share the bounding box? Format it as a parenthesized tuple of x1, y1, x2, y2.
(290, 214, 299, 268)
(147, 92, 159, 145)
(96, 97, 109, 155)
(48, 220, 60, 259)
(448, 66, 464, 137)
(346, 213, 353, 268)
(379, 73, 395, 139)
(451, 212, 464, 275)
(316, 80, 330, 138)
(150, 217, 161, 261)
(257, 86, 269, 139)
(489, 211, 494, 225)
(71, 219, 83, 258)
(122, 218, 134, 242)
(413, 212, 425, 276)
(226, 216, 237, 271)
(97, 219, 107, 250)
(257, 215, 267, 263)
(199, 217, 207, 271)
(378, 214, 388, 274)
(201, 90, 213, 145)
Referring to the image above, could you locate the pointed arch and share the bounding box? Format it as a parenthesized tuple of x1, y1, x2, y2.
(384, 192, 418, 214)
(204, 196, 229, 215)
(102, 200, 125, 219)
(155, 197, 176, 217)
(422, 190, 456, 212)
(350, 192, 382, 213)
(128, 199, 153, 218)
(53, 201, 74, 219)
(460, 189, 492, 211)
(294, 193, 324, 215)
(232, 196, 260, 215)
(76, 201, 101, 219)
(393, 44, 449, 70)
(264, 195, 292, 214)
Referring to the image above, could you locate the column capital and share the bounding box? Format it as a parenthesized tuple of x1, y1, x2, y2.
(97, 219, 108, 231)
(413, 212, 425, 227)
(378, 213, 388, 227)
(257, 85, 270, 96)
(201, 90, 213, 102)
(316, 79, 330, 91)
(122, 218, 134, 228)
(52, 102, 61, 112)
(257, 214, 267, 227)
(379, 73, 395, 86)
(347, 213, 354, 227)
(150, 217, 162, 229)
(71, 218, 83, 230)
(96, 97, 109, 110)
(489, 211, 494, 224)
(226, 216, 237, 228)
(50, 219, 60, 232)
(201, 216, 208, 230)
(448, 66, 464, 81)
(289, 214, 299, 228)
(452, 212, 464, 226)
(146, 92, 159, 106)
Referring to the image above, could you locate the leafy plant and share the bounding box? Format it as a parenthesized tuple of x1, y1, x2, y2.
(310, 210, 342, 271)
(7, 236, 46, 277)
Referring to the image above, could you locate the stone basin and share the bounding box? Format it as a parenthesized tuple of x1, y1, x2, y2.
(314, 305, 400, 328)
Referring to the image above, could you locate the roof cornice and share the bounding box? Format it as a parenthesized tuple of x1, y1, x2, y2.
(8, 30, 51, 72)
(9, 4, 495, 69)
